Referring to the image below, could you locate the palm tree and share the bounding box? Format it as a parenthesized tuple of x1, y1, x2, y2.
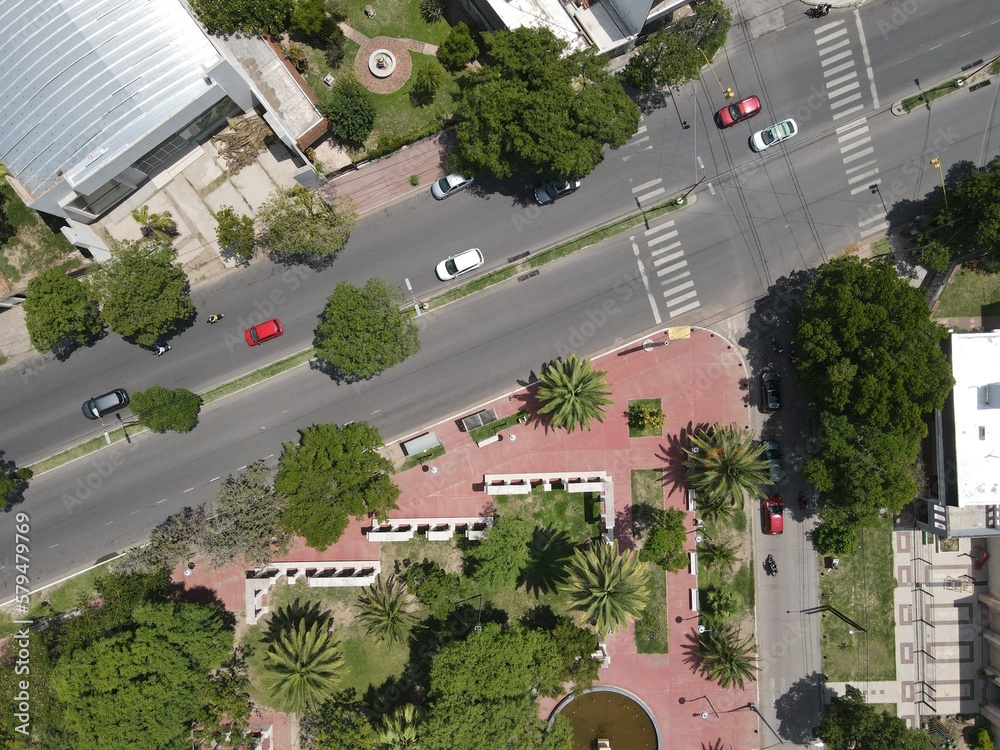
(698, 540, 737, 574)
(564, 539, 649, 636)
(536, 354, 613, 433)
(131, 204, 178, 239)
(376, 704, 420, 750)
(698, 622, 759, 690)
(356, 574, 418, 644)
(684, 424, 769, 509)
(702, 586, 741, 623)
(260, 619, 347, 715)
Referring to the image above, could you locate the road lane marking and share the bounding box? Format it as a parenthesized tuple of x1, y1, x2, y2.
(655, 260, 688, 276)
(631, 239, 661, 325)
(823, 61, 856, 77)
(651, 243, 683, 259)
(665, 290, 698, 306)
(844, 158, 877, 174)
(837, 126, 868, 142)
(836, 117, 867, 133)
(830, 92, 863, 108)
(818, 38, 851, 56)
(632, 179, 662, 193)
(647, 230, 679, 246)
(827, 81, 861, 99)
(854, 8, 880, 108)
(820, 50, 853, 66)
(832, 104, 865, 120)
(825, 71, 859, 88)
(653, 251, 685, 267)
(669, 301, 701, 318)
(815, 28, 848, 45)
(814, 20, 844, 34)
(644, 220, 675, 236)
(860, 223, 888, 238)
(636, 187, 666, 204)
(858, 213, 887, 226)
(847, 168, 879, 184)
(662, 279, 694, 298)
(842, 146, 875, 163)
(839, 136, 872, 153)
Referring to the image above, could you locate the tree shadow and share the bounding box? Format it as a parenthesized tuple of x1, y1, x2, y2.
(680, 626, 703, 674)
(655, 421, 709, 499)
(261, 597, 330, 643)
(519, 525, 573, 597)
(774, 671, 832, 744)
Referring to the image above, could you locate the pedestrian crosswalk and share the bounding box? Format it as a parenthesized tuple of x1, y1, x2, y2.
(621, 121, 653, 162)
(631, 178, 666, 207)
(815, 20, 887, 238)
(632, 219, 701, 322)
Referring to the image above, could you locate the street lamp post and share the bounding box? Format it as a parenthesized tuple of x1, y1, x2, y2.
(930, 157, 949, 212)
(869, 184, 887, 214)
(699, 48, 733, 98)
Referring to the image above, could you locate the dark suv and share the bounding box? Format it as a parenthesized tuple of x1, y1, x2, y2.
(760, 371, 781, 412)
(82, 389, 130, 420)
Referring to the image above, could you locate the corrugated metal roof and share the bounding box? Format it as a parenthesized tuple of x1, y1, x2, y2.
(0, 0, 222, 196)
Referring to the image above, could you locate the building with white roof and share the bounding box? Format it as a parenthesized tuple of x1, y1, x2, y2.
(0, 0, 262, 225)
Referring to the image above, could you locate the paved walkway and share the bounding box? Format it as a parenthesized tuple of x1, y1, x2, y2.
(169, 325, 761, 750)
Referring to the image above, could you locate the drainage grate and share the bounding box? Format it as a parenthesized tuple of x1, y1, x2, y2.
(508, 250, 530, 263)
(970, 81, 992, 93)
(517, 270, 540, 282)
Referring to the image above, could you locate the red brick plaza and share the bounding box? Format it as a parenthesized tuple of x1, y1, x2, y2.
(175, 326, 761, 750)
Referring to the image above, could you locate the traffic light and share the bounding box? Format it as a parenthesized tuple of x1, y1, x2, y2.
(724, 87, 734, 99)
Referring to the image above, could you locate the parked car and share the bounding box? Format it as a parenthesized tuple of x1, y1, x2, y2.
(716, 95, 762, 128)
(431, 173, 474, 200)
(763, 440, 782, 483)
(763, 495, 784, 535)
(244, 318, 284, 346)
(760, 371, 782, 412)
(82, 389, 130, 420)
(535, 179, 581, 205)
(750, 118, 798, 152)
(436, 248, 484, 281)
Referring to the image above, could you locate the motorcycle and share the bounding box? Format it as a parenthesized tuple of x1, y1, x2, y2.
(788, 347, 799, 365)
(799, 491, 808, 510)
(206, 313, 225, 324)
(807, 3, 831, 17)
(154, 345, 171, 356)
(771, 337, 783, 355)
(765, 554, 778, 577)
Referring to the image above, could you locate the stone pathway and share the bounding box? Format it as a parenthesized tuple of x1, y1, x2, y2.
(341, 23, 439, 94)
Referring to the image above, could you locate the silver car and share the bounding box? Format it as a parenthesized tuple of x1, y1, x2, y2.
(763, 441, 782, 484)
(750, 118, 798, 152)
(431, 173, 475, 200)
(535, 178, 581, 205)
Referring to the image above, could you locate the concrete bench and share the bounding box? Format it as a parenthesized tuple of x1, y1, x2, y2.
(426, 528, 454, 541)
(476, 434, 502, 448)
(367, 530, 415, 542)
(461, 408, 499, 432)
(689, 551, 698, 575)
(566, 481, 606, 492)
(485, 483, 531, 495)
(686, 489, 697, 511)
(690, 588, 699, 611)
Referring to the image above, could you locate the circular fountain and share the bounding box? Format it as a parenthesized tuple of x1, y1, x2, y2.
(368, 49, 397, 78)
(549, 686, 660, 750)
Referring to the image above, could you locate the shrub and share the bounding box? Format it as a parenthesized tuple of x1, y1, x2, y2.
(412, 60, 446, 102)
(325, 0, 348, 22)
(911, 237, 951, 273)
(214, 206, 256, 262)
(191, 0, 294, 36)
(284, 43, 310, 74)
(292, 0, 336, 39)
(637, 507, 687, 571)
(0, 199, 15, 245)
(420, 0, 446, 23)
(813, 521, 857, 556)
(628, 401, 664, 433)
(437, 23, 478, 71)
(321, 77, 377, 145)
(325, 24, 347, 67)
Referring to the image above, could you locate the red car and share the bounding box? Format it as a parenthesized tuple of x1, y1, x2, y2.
(763, 495, 784, 535)
(244, 318, 283, 346)
(716, 96, 762, 128)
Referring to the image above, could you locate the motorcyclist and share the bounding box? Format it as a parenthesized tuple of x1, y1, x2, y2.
(154, 345, 170, 356)
(207, 313, 225, 324)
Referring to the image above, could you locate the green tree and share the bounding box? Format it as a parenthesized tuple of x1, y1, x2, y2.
(50, 601, 231, 749)
(911, 237, 951, 273)
(698, 622, 758, 690)
(637, 507, 687, 571)
(413, 60, 446, 102)
(261, 619, 348, 715)
(202, 460, 289, 569)
(291, 0, 335, 39)
(23, 268, 103, 354)
(131, 204, 178, 240)
(698, 539, 736, 573)
(276, 422, 400, 550)
(438, 23, 479, 70)
(536, 353, 613, 433)
(564, 540, 649, 636)
(115, 506, 208, 574)
(258, 185, 356, 264)
(90, 239, 194, 347)
(703, 586, 741, 622)
(315, 278, 421, 381)
(454, 27, 639, 181)
(356, 574, 418, 644)
(814, 684, 930, 750)
(795, 256, 953, 522)
(684, 423, 769, 510)
(400, 557, 471, 619)
(215, 205, 256, 262)
(321, 76, 377, 145)
(376, 704, 420, 750)
(421, 623, 582, 750)
(326, 24, 348, 66)
(194, 650, 254, 748)
(973, 728, 995, 750)
(0, 471, 27, 512)
(813, 520, 858, 556)
(953, 153, 1000, 257)
(302, 690, 379, 750)
(465, 515, 533, 590)
(191, 0, 294, 35)
(131, 386, 203, 433)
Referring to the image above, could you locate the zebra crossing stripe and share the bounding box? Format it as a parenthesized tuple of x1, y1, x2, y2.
(665, 290, 698, 307)
(669, 301, 701, 318)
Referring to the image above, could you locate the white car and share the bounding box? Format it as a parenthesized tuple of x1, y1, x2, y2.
(436, 248, 484, 281)
(431, 173, 475, 200)
(749, 118, 798, 152)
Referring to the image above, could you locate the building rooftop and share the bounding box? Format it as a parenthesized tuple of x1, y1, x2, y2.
(0, 0, 222, 196)
(951, 331, 1000, 507)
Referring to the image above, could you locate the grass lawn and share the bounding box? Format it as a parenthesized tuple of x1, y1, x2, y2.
(345, 0, 452, 45)
(492, 487, 601, 544)
(630, 469, 669, 653)
(818, 515, 896, 681)
(628, 398, 664, 438)
(635, 564, 668, 653)
(933, 268, 1000, 318)
(467, 410, 529, 443)
(0, 180, 79, 283)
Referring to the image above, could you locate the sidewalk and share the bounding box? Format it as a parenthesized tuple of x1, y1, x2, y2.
(169, 325, 760, 750)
